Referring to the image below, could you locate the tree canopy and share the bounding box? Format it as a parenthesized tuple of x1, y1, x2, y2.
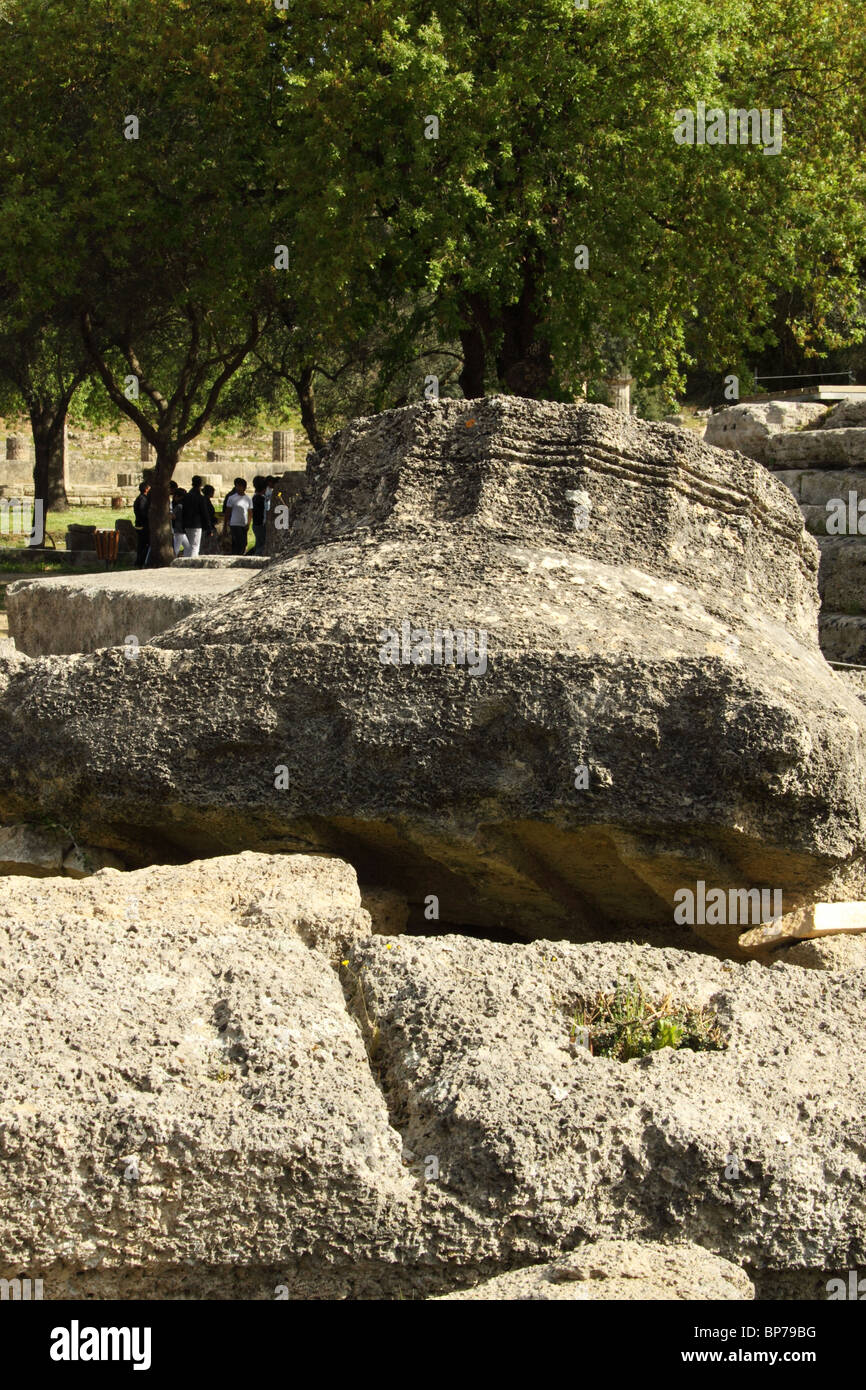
(1, 0, 865, 551)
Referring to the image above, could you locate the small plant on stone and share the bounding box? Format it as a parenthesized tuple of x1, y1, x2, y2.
(569, 978, 725, 1061)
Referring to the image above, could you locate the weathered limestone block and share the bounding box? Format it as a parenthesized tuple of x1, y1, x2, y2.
(170, 555, 269, 570)
(0, 853, 425, 1299)
(345, 933, 866, 1281)
(437, 1241, 754, 1300)
(816, 400, 866, 430)
(703, 402, 828, 464)
(817, 538, 866, 613)
(6, 568, 254, 656)
(1, 398, 866, 952)
(767, 428, 866, 469)
(798, 470, 866, 508)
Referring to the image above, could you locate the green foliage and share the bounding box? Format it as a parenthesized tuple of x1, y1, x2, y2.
(570, 979, 726, 1061)
(2, 0, 866, 459)
(275, 0, 866, 397)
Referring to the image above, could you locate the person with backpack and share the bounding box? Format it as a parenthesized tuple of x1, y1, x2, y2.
(181, 475, 212, 558)
(224, 478, 252, 554)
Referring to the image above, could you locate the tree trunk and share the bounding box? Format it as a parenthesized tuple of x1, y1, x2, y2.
(295, 366, 324, 451)
(458, 323, 487, 399)
(147, 445, 179, 567)
(495, 260, 553, 399)
(30, 401, 69, 515)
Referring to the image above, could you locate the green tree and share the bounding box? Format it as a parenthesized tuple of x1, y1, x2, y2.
(0, 318, 88, 515)
(0, 0, 279, 562)
(275, 0, 866, 401)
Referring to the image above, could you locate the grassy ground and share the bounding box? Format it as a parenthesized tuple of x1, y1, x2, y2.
(1, 505, 129, 550)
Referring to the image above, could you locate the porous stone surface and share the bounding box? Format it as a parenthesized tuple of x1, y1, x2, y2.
(780, 933, 866, 970)
(767, 428, 866, 470)
(1, 397, 866, 952)
(0, 852, 423, 1300)
(170, 556, 270, 569)
(359, 886, 411, 935)
(3, 889, 861, 1297)
(437, 1241, 754, 1300)
(816, 400, 866, 430)
(343, 933, 866, 1280)
(6, 568, 253, 656)
(703, 402, 828, 464)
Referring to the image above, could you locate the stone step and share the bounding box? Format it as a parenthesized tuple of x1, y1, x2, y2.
(767, 427, 866, 468)
(818, 612, 866, 665)
(817, 538, 866, 612)
(772, 469, 866, 507)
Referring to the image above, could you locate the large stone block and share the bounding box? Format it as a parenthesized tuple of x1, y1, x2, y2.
(767, 427, 866, 469)
(345, 933, 866, 1285)
(798, 470, 866, 508)
(1, 398, 866, 953)
(817, 538, 866, 613)
(5, 568, 254, 656)
(2, 864, 863, 1295)
(0, 853, 427, 1298)
(703, 401, 828, 464)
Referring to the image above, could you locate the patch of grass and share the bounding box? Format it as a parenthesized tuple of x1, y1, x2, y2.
(2, 505, 129, 549)
(569, 978, 726, 1061)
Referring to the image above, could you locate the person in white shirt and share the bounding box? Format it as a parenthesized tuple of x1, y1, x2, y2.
(225, 479, 252, 554)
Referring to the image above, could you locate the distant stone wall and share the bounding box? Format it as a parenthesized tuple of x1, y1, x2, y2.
(0, 421, 286, 491)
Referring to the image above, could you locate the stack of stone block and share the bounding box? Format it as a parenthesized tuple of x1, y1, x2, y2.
(706, 399, 866, 664)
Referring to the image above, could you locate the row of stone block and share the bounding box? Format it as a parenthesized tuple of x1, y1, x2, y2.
(767, 427, 866, 469)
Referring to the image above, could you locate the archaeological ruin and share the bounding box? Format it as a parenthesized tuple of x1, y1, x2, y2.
(2, 396, 866, 1304)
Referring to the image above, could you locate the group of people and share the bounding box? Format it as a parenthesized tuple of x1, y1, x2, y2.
(133, 474, 278, 566)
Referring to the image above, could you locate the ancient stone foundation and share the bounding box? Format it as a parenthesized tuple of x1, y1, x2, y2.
(2, 397, 866, 953)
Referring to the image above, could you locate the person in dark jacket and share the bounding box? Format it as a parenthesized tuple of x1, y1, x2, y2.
(251, 475, 267, 554)
(171, 483, 191, 557)
(132, 481, 150, 568)
(181, 476, 212, 558)
(202, 484, 218, 552)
